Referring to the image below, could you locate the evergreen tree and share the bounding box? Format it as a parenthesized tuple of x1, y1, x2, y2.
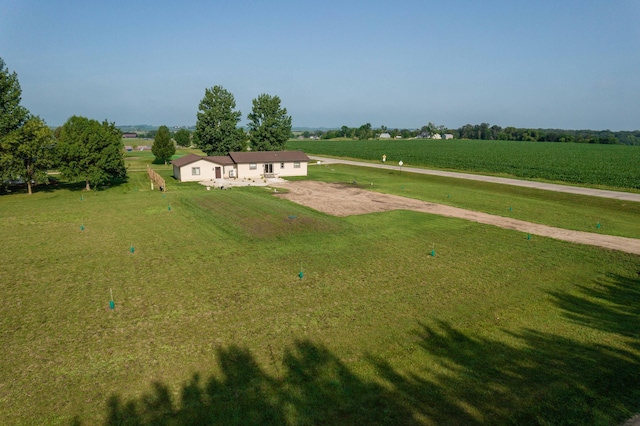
(152, 125, 175, 164)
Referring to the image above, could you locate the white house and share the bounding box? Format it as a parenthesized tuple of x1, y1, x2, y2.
(171, 151, 310, 182)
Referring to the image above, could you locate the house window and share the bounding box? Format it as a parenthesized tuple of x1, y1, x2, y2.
(249, 163, 257, 170)
(293, 162, 300, 168)
(280, 162, 285, 169)
(192, 167, 201, 175)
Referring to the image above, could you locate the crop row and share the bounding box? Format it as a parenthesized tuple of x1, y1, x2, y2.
(287, 139, 640, 190)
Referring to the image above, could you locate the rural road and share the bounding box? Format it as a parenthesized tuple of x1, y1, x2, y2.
(309, 156, 640, 202)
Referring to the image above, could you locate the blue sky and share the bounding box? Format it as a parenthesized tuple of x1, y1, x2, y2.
(1, 0, 639, 130)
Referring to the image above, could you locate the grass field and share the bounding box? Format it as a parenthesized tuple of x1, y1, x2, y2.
(286, 139, 640, 190)
(1, 158, 639, 424)
(302, 164, 640, 239)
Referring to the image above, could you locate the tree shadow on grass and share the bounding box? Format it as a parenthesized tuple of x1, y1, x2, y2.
(103, 342, 421, 426)
(96, 275, 640, 425)
(1, 176, 130, 196)
(550, 273, 640, 349)
(367, 272, 640, 425)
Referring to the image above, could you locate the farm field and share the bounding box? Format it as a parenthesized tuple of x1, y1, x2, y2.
(1, 160, 639, 424)
(286, 139, 640, 190)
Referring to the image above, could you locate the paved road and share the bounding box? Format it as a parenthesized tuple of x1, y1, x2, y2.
(310, 156, 640, 202)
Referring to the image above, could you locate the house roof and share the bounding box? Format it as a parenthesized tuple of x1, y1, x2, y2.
(170, 153, 204, 167)
(206, 155, 236, 166)
(228, 150, 309, 164)
(171, 150, 309, 168)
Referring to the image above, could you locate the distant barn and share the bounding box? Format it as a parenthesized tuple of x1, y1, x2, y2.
(122, 133, 137, 138)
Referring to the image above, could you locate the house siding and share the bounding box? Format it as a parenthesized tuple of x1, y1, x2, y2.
(171, 151, 309, 181)
(177, 159, 219, 182)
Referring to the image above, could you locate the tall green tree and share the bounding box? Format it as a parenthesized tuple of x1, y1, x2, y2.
(247, 94, 292, 151)
(152, 125, 175, 164)
(194, 86, 246, 155)
(173, 128, 191, 147)
(56, 116, 127, 191)
(8, 116, 55, 194)
(0, 57, 31, 181)
(356, 123, 372, 140)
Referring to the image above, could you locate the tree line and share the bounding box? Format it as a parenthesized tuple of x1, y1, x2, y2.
(301, 123, 640, 145)
(0, 56, 292, 194)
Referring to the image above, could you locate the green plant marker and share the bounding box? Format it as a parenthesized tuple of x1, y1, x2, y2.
(509, 206, 512, 212)
(431, 249, 436, 257)
(168, 205, 171, 211)
(527, 234, 531, 240)
(80, 195, 84, 201)
(80, 224, 84, 231)
(596, 222, 601, 229)
(130, 244, 135, 253)
(298, 271, 304, 279)
(447, 194, 450, 199)
(109, 289, 115, 310)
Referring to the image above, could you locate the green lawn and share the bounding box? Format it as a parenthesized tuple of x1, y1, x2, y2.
(303, 163, 640, 239)
(1, 166, 639, 425)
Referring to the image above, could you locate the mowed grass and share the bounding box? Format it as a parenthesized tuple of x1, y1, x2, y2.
(302, 163, 640, 239)
(1, 169, 639, 425)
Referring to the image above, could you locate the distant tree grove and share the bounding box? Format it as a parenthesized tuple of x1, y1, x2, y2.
(296, 123, 640, 146)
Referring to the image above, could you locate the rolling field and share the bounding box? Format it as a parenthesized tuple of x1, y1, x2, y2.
(1, 161, 639, 424)
(286, 139, 640, 190)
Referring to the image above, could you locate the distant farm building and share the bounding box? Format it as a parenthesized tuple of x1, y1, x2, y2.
(379, 133, 391, 139)
(444, 134, 454, 140)
(171, 151, 310, 182)
(122, 133, 138, 138)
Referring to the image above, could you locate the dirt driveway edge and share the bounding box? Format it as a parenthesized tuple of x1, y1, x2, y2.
(271, 181, 640, 256)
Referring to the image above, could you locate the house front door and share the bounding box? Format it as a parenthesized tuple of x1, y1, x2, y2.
(264, 163, 273, 174)
(215, 167, 221, 178)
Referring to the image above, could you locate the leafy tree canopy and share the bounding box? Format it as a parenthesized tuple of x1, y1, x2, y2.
(7, 116, 55, 194)
(152, 125, 175, 164)
(174, 128, 191, 147)
(0, 58, 29, 138)
(194, 86, 246, 156)
(0, 57, 31, 182)
(247, 94, 292, 151)
(56, 116, 127, 190)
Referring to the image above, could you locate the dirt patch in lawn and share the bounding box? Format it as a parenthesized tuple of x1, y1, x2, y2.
(271, 181, 640, 256)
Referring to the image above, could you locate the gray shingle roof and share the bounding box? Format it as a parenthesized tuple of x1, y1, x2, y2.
(228, 151, 309, 163)
(171, 151, 309, 167)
